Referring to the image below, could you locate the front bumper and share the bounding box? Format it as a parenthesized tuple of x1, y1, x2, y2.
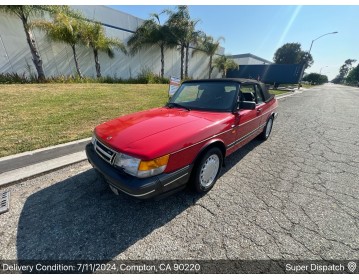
(86, 143, 192, 199)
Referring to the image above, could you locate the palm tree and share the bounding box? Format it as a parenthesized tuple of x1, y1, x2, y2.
(33, 10, 86, 78)
(127, 14, 175, 79)
(0, 5, 48, 80)
(166, 6, 196, 80)
(214, 56, 238, 78)
(192, 35, 224, 79)
(184, 20, 202, 79)
(82, 22, 127, 78)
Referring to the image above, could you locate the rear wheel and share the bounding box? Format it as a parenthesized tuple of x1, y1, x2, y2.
(260, 116, 274, 140)
(191, 147, 223, 193)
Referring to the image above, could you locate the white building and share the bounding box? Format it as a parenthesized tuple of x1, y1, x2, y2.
(0, 5, 223, 80)
(228, 53, 272, 65)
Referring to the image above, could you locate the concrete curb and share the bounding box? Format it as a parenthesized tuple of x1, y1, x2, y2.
(0, 138, 91, 188)
(0, 138, 91, 162)
(0, 152, 87, 188)
(276, 92, 297, 100)
(276, 88, 304, 100)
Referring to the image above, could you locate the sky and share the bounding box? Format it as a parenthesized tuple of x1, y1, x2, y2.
(108, 5, 359, 80)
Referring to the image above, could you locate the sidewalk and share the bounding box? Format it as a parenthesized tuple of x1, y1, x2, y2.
(276, 88, 304, 100)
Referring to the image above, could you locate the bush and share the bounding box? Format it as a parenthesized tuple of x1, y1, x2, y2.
(135, 67, 169, 84)
(0, 72, 32, 84)
(302, 73, 328, 85)
(43, 75, 98, 83)
(0, 71, 170, 85)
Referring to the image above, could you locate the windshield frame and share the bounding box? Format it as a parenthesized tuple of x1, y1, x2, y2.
(168, 81, 239, 113)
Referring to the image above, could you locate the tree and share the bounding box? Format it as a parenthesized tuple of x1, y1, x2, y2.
(273, 43, 313, 69)
(346, 64, 359, 85)
(302, 73, 328, 84)
(332, 59, 357, 84)
(127, 14, 175, 78)
(331, 75, 341, 84)
(339, 59, 356, 79)
(34, 10, 86, 78)
(183, 20, 202, 78)
(0, 5, 48, 80)
(82, 22, 126, 78)
(166, 6, 199, 79)
(192, 35, 224, 78)
(213, 55, 238, 78)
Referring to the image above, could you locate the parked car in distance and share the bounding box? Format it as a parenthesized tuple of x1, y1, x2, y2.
(86, 78, 278, 199)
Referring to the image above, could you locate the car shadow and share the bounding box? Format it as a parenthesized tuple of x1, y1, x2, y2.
(16, 138, 263, 267)
(220, 138, 263, 177)
(16, 168, 202, 265)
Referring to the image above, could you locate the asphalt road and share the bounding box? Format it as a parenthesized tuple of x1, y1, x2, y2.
(0, 84, 358, 271)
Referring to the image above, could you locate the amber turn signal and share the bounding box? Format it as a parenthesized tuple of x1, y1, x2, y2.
(138, 154, 170, 171)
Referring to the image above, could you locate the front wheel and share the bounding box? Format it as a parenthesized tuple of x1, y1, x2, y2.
(191, 147, 223, 194)
(259, 116, 274, 140)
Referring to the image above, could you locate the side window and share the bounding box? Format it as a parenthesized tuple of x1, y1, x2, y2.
(254, 84, 265, 104)
(239, 84, 255, 102)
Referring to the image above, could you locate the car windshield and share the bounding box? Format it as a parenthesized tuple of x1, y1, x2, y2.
(168, 82, 238, 112)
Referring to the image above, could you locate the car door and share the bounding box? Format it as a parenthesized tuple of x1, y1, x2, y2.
(253, 83, 269, 130)
(229, 83, 261, 151)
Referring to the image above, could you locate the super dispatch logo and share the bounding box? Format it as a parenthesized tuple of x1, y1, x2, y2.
(348, 261, 357, 273)
(286, 263, 346, 273)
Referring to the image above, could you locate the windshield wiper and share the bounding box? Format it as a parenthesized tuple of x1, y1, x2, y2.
(166, 102, 191, 111)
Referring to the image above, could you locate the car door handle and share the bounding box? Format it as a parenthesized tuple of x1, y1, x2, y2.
(257, 108, 262, 113)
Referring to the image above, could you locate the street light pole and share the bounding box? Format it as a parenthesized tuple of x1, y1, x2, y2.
(308, 32, 338, 55)
(298, 31, 338, 88)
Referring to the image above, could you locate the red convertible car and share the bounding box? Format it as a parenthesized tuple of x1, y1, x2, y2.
(86, 78, 278, 199)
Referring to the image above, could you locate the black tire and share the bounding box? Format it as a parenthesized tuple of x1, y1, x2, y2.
(259, 116, 274, 140)
(191, 147, 223, 194)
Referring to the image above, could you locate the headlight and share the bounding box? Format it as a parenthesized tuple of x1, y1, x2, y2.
(91, 133, 96, 145)
(114, 153, 141, 177)
(114, 153, 170, 178)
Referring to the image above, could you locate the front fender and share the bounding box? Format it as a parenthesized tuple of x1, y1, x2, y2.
(191, 139, 227, 165)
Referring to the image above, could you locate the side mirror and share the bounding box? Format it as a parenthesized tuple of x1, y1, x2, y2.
(238, 101, 256, 110)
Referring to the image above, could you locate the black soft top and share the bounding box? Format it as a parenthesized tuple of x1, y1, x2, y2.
(183, 78, 274, 103)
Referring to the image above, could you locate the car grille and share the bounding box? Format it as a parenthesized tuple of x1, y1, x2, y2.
(94, 138, 117, 164)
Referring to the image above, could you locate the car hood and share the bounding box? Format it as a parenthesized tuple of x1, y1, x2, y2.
(95, 107, 232, 160)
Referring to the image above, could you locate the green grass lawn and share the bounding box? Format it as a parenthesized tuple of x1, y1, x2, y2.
(268, 89, 289, 95)
(0, 84, 169, 157)
(301, 84, 315, 89)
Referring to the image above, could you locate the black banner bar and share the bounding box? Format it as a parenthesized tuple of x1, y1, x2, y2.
(0, 260, 357, 274)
